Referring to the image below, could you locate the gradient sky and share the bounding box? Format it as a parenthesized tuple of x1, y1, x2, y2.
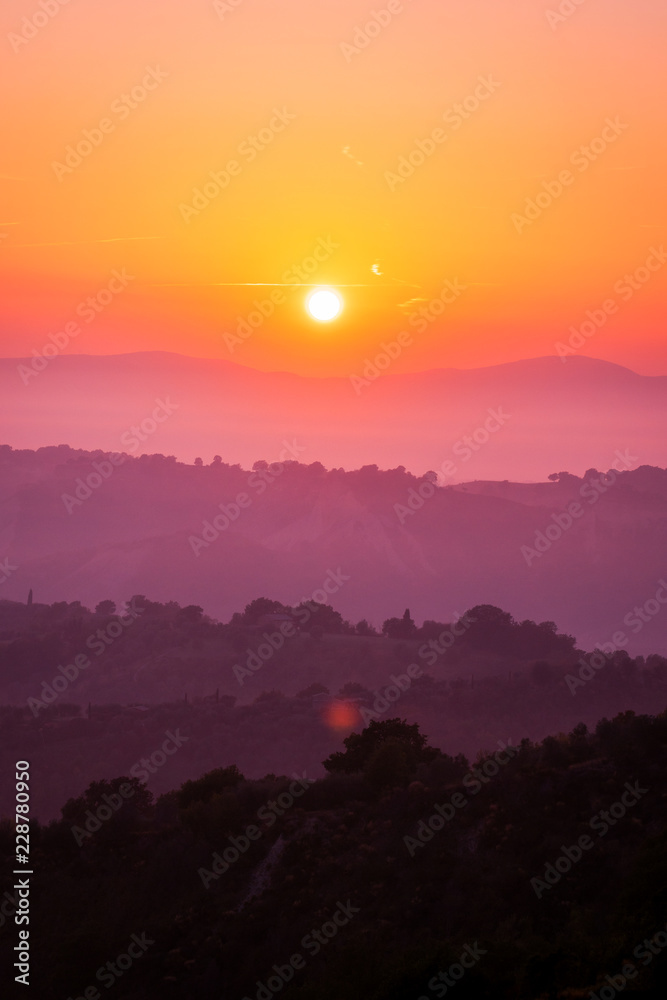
(1, 0, 666, 377)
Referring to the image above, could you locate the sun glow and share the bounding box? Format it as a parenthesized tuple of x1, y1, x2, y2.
(306, 288, 343, 322)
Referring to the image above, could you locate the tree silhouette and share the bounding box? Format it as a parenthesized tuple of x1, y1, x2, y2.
(95, 600, 116, 615)
(240, 597, 289, 623)
(364, 740, 412, 789)
(323, 718, 438, 775)
(382, 608, 417, 639)
(355, 619, 378, 636)
(178, 765, 244, 809)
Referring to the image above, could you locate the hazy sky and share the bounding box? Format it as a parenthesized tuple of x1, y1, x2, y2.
(1, 0, 666, 376)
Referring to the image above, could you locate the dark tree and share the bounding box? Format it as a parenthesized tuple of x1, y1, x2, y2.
(178, 765, 244, 809)
(296, 683, 330, 698)
(364, 740, 412, 790)
(95, 599, 117, 615)
(382, 608, 417, 639)
(295, 601, 349, 634)
(61, 776, 153, 829)
(323, 718, 439, 775)
(179, 604, 204, 623)
(548, 471, 578, 482)
(240, 597, 289, 623)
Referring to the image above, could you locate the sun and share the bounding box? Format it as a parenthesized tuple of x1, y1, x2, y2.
(306, 287, 343, 322)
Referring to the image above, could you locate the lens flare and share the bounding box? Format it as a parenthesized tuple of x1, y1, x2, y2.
(323, 700, 360, 731)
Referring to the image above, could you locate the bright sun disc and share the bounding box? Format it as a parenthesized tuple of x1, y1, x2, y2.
(306, 288, 342, 322)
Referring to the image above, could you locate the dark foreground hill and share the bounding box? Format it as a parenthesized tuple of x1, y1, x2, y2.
(1, 711, 666, 998)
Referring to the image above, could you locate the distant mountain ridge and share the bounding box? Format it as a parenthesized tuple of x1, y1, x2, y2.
(0, 351, 665, 480)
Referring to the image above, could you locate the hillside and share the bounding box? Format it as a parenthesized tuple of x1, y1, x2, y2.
(1, 596, 666, 821)
(1, 711, 666, 998)
(1, 448, 667, 652)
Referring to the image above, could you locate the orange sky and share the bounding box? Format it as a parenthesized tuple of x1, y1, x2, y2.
(1, 0, 666, 377)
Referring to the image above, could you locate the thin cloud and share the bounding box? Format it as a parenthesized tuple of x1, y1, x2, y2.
(389, 276, 420, 287)
(152, 281, 406, 288)
(9, 235, 164, 248)
(398, 298, 427, 312)
(342, 146, 363, 167)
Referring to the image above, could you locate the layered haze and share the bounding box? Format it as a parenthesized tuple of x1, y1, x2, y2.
(1, 439, 666, 655)
(1, 351, 665, 478)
